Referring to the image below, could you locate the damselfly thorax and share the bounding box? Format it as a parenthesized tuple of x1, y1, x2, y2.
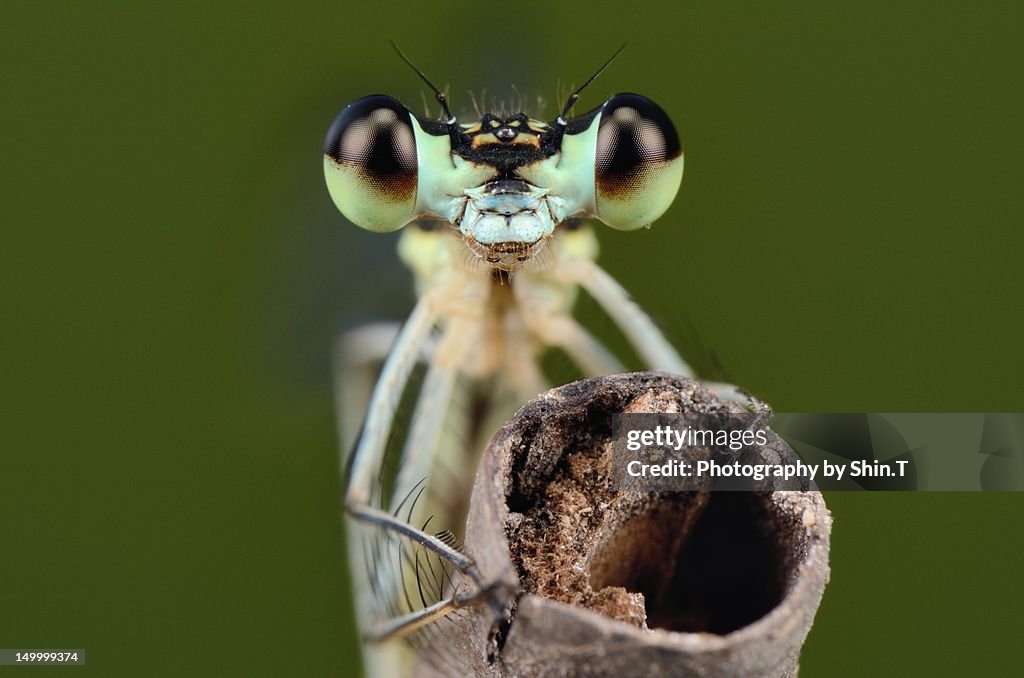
(322, 47, 728, 675)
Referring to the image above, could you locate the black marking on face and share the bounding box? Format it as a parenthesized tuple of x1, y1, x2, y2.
(459, 113, 550, 173)
(323, 95, 418, 201)
(413, 106, 602, 178)
(563, 106, 602, 135)
(595, 94, 681, 197)
(485, 179, 531, 194)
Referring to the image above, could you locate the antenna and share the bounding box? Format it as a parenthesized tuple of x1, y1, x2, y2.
(390, 42, 456, 124)
(557, 43, 627, 125)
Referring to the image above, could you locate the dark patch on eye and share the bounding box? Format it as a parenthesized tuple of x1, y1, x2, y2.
(595, 93, 681, 198)
(324, 95, 418, 200)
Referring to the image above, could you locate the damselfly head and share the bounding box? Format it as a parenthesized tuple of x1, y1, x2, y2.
(323, 52, 684, 271)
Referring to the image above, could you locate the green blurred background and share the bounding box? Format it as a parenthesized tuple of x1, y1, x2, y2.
(2, 1, 1022, 676)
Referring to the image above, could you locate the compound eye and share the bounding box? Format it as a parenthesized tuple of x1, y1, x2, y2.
(594, 94, 684, 230)
(323, 95, 418, 232)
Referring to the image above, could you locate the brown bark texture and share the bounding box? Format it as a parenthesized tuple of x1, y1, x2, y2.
(417, 372, 831, 677)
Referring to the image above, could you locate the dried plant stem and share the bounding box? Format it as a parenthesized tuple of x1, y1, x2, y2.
(417, 372, 831, 677)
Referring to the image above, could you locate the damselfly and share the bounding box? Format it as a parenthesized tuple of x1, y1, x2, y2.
(324, 45, 736, 674)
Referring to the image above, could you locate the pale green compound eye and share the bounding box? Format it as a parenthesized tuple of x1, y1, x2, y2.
(323, 95, 418, 232)
(593, 93, 684, 230)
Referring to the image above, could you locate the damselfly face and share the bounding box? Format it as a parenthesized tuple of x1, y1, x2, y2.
(323, 92, 684, 270)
